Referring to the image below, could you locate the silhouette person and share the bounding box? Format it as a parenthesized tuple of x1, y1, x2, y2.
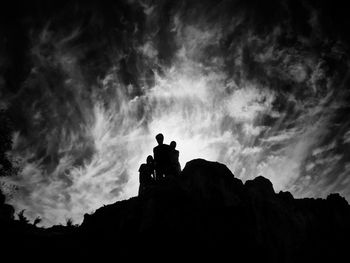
(169, 141, 181, 177)
(138, 155, 155, 195)
(153, 133, 171, 181)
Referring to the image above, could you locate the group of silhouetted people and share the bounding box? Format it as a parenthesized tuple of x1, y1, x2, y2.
(138, 133, 181, 195)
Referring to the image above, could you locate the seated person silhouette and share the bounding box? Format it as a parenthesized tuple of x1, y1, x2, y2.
(169, 141, 181, 177)
(138, 155, 155, 195)
(153, 133, 171, 181)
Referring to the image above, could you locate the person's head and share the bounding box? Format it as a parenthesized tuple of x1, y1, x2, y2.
(146, 155, 153, 164)
(155, 133, 164, 145)
(170, 141, 176, 149)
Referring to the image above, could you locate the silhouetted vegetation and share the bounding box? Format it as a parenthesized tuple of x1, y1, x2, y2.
(17, 209, 29, 224)
(33, 216, 42, 226)
(66, 218, 78, 228)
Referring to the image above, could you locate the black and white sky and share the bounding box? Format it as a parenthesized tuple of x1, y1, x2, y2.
(1, 0, 350, 226)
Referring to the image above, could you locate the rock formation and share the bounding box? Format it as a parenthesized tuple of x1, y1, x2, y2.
(1, 159, 349, 262)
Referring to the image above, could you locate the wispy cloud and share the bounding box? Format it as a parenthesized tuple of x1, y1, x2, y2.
(1, 0, 350, 225)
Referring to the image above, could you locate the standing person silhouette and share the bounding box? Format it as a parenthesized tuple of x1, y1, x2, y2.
(138, 155, 155, 195)
(169, 141, 181, 177)
(153, 133, 171, 181)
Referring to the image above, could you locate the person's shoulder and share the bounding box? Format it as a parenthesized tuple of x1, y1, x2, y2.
(153, 145, 159, 151)
(139, 163, 147, 171)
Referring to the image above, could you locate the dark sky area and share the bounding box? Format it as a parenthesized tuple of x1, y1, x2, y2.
(1, 0, 350, 226)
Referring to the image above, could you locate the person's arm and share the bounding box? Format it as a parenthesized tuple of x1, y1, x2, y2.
(153, 147, 158, 166)
(139, 164, 144, 184)
(151, 164, 155, 179)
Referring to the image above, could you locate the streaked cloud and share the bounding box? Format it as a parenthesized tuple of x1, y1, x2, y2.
(1, 0, 350, 226)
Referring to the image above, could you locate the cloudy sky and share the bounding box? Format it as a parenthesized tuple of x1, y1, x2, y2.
(1, 0, 350, 226)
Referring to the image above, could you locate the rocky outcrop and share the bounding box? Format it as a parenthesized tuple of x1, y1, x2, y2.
(1, 159, 350, 262)
(180, 159, 244, 206)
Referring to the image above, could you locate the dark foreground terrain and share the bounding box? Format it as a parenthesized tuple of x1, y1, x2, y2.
(1, 159, 349, 262)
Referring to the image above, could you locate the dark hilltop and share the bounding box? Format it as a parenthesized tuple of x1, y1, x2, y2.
(1, 158, 349, 262)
